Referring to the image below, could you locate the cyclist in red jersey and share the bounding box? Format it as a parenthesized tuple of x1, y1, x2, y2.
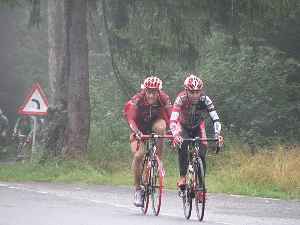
(125, 76, 172, 207)
(170, 75, 224, 203)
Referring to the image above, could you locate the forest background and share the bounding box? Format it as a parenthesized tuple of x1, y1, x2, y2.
(0, 0, 299, 200)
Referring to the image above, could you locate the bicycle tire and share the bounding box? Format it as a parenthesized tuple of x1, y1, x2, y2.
(151, 155, 163, 216)
(141, 157, 150, 214)
(182, 187, 192, 219)
(194, 159, 206, 221)
(16, 143, 23, 162)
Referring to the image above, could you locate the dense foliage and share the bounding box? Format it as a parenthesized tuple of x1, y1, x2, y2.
(1, 0, 299, 150)
(98, 0, 300, 147)
(0, 4, 48, 127)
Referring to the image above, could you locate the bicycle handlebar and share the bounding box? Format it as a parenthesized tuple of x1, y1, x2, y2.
(135, 133, 173, 151)
(181, 137, 217, 142)
(141, 134, 173, 139)
(181, 137, 221, 154)
(12, 133, 30, 139)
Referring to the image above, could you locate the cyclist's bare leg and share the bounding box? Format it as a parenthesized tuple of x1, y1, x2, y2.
(151, 118, 166, 160)
(131, 141, 145, 190)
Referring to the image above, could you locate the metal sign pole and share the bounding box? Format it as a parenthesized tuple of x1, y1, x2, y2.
(32, 116, 36, 152)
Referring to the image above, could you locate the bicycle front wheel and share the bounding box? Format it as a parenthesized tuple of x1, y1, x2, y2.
(150, 155, 163, 216)
(182, 187, 192, 219)
(194, 159, 206, 221)
(141, 158, 150, 214)
(16, 143, 24, 162)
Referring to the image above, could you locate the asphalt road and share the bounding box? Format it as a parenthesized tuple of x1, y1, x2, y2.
(0, 181, 299, 225)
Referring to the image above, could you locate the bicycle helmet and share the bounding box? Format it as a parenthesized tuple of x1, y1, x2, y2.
(184, 75, 203, 91)
(141, 76, 162, 90)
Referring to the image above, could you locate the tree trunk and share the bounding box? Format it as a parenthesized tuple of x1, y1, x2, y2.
(48, 0, 62, 106)
(45, 0, 66, 157)
(63, 0, 90, 157)
(46, 0, 90, 158)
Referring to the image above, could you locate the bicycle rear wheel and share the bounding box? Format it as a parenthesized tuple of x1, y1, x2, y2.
(151, 155, 163, 216)
(194, 159, 206, 221)
(141, 158, 150, 214)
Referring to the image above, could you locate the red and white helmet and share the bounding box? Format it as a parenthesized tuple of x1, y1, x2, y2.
(184, 75, 203, 91)
(141, 76, 162, 90)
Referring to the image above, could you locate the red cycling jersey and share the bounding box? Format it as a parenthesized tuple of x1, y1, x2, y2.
(125, 89, 172, 134)
(170, 91, 221, 135)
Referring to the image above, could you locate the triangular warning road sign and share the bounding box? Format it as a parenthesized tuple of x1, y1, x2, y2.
(18, 83, 50, 115)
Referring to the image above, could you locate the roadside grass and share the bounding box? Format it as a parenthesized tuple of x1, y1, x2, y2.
(206, 143, 300, 200)
(1, 141, 299, 200)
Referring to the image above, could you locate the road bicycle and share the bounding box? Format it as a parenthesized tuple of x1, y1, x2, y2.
(179, 136, 221, 221)
(137, 133, 173, 216)
(12, 133, 32, 163)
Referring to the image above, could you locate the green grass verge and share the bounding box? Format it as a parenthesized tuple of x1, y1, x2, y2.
(1, 143, 299, 200)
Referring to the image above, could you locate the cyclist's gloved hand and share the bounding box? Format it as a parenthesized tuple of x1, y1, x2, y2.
(172, 133, 182, 151)
(26, 135, 31, 142)
(215, 133, 224, 147)
(133, 129, 142, 140)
